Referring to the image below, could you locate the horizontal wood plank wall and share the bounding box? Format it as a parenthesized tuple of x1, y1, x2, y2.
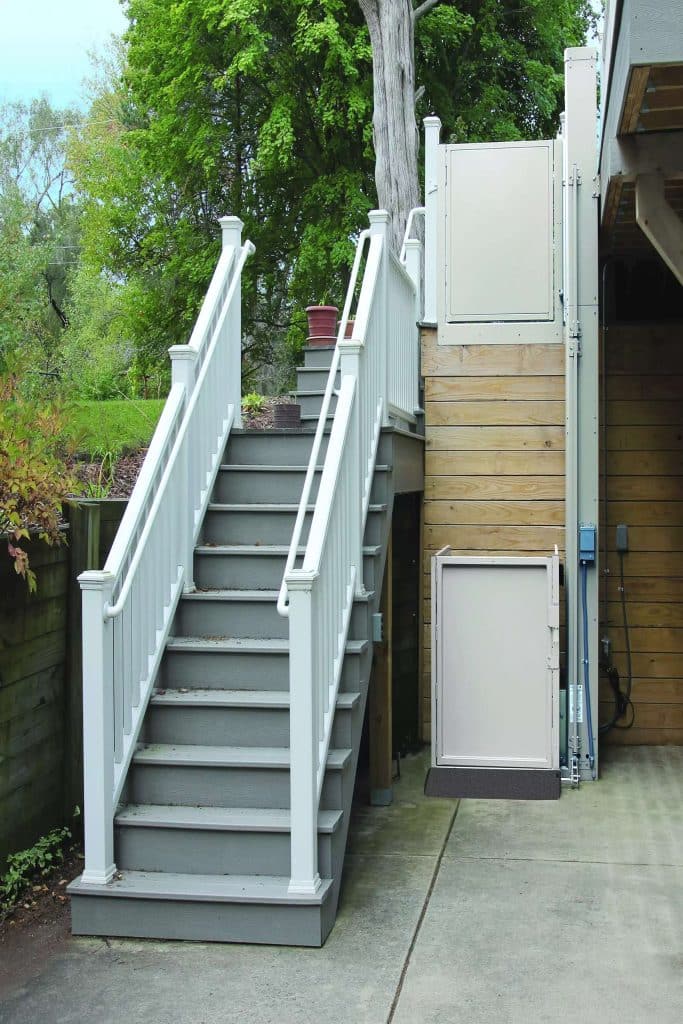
(420, 328, 565, 742)
(602, 323, 683, 745)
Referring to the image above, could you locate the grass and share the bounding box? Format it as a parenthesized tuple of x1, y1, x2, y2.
(65, 399, 166, 458)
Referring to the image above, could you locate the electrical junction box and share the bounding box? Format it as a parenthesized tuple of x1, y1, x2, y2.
(579, 524, 596, 564)
(426, 551, 561, 800)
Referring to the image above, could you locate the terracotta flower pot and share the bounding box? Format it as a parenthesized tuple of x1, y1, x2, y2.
(306, 305, 338, 346)
(343, 318, 356, 339)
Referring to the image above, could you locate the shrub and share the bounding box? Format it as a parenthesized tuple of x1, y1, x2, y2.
(0, 377, 77, 591)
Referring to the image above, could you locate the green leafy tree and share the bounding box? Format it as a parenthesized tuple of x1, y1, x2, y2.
(72, 0, 592, 384)
(0, 99, 83, 387)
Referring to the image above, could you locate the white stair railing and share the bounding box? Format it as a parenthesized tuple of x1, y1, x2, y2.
(78, 217, 254, 885)
(281, 210, 421, 895)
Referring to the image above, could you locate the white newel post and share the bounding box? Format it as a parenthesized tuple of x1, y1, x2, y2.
(79, 570, 116, 885)
(169, 345, 199, 591)
(287, 572, 322, 895)
(423, 116, 441, 326)
(339, 350, 364, 594)
(368, 211, 390, 425)
(219, 215, 244, 429)
(403, 237, 422, 415)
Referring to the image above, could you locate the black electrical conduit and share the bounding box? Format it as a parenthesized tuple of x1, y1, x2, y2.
(598, 258, 635, 735)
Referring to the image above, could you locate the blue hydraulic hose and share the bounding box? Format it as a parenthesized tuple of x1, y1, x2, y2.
(580, 560, 596, 779)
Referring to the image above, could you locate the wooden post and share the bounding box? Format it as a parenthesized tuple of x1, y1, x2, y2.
(65, 501, 101, 820)
(370, 528, 393, 806)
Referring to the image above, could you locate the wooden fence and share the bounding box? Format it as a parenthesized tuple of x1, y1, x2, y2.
(0, 500, 126, 869)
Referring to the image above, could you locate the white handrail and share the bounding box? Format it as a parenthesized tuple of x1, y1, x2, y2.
(276, 228, 371, 617)
(78, 217, 254, 886)
(284, 209, 421, 896)
(399, 206, 425, 263)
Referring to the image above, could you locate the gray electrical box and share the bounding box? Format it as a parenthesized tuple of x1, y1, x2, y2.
(426, 551, 560, 800)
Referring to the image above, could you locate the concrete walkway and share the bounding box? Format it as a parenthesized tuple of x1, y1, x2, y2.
(1, 746, 681, 1024)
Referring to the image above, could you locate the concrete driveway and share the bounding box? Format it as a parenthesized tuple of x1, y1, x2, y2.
(1, 746, 681, 1024)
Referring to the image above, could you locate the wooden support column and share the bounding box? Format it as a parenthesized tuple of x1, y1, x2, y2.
(370, 529, 393, 806)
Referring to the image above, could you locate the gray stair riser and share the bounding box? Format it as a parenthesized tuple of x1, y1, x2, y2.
(296, 368, 339, 391)
(225, 432, 327, 466)
(202, 508, 311, 546)
(71, 894, 333, 946)
(302, 346, 335, 368)
(213, 467, 388, 505)
(129, 762, 346, 810)
(115, 825, 334, 879)
(145, 703, 355, 749)
(203, 508, 385, 547)
(214, 468, 320, 504)
(296, 392, 336, 418)
(160, 647, 364, 693)
(174, 596, 369, 642)
(194, 550, 378, 592)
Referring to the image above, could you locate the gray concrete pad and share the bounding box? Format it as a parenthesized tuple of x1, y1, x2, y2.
(2, 746, 681, 1024)
(393, 746, 683, 1024)
(0, 751, 457, 1024)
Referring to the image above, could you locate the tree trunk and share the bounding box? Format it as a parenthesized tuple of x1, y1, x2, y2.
(358, 0, 421, 253)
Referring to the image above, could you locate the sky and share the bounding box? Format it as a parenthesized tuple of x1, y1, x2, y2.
(0, 0, 128, 110)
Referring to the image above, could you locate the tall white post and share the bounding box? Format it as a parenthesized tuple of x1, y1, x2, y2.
(403, 237, 422, 415)
(368, 210, 390, 425)
(423, 116, 442, 325)
(79, 570, 116, 885)
(339, 348, 364, 594)
(169, 345, 199, 591)
(218, 216, 244, 428)
(286, 572, 322, 895)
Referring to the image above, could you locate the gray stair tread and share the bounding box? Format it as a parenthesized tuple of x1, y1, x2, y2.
(207, 503, 387, 514)
(195, 543, 381, 556)
(166, 636, 368, 654)
(70, 870, 332, 906)
(219, 464, 389, 473)
(133, 743, 352, 770)
(182, 589, 279, 602)
(151, 688, 360, 711)
(115, 804, 342, 834)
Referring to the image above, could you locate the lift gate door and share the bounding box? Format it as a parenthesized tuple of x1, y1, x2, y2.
(432, 554, 560, 771)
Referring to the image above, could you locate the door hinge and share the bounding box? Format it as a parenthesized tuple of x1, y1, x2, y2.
(568, 332, 581, 357)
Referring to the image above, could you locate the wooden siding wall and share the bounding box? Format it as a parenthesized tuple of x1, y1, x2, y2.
(602, 323, 683, 745)
(420, 329, 565, 742)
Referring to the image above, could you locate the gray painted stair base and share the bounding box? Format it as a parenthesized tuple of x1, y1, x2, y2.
(70, 343, 422, 945)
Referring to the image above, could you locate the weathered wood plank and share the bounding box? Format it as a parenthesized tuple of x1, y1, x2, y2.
(607, 375, 683, 401)
(425, 451, 566, 476)
(424, 525, 564, 552)
(605, 501, 683, 526)
(425, 476, 565, 500)
(427, 425, 565, 451)
(426, 376, 564, 401)
(421, 339, 564, 377)
(604, 476, 683, 501)
(606, 425, 683, 451)
(608, 626, 683, 653)
(427, 400, 564, 427)
(605, 602, 683, 627)
(605, 451, 683, 476)
(424, 499, 565, 527)
(606, 400, 683, 426)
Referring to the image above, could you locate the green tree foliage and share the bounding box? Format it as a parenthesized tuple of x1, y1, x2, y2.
(72, 0, 591, 383)
(0, 98, 83, 386)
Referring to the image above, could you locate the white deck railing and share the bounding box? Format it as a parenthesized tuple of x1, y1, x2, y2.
(280, 210, 421, 895)
(79, 217, 254, 885)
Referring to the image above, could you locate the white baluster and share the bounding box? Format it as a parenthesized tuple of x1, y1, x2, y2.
(169, 345, 199, 591)
(80, 570, 116, 885)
